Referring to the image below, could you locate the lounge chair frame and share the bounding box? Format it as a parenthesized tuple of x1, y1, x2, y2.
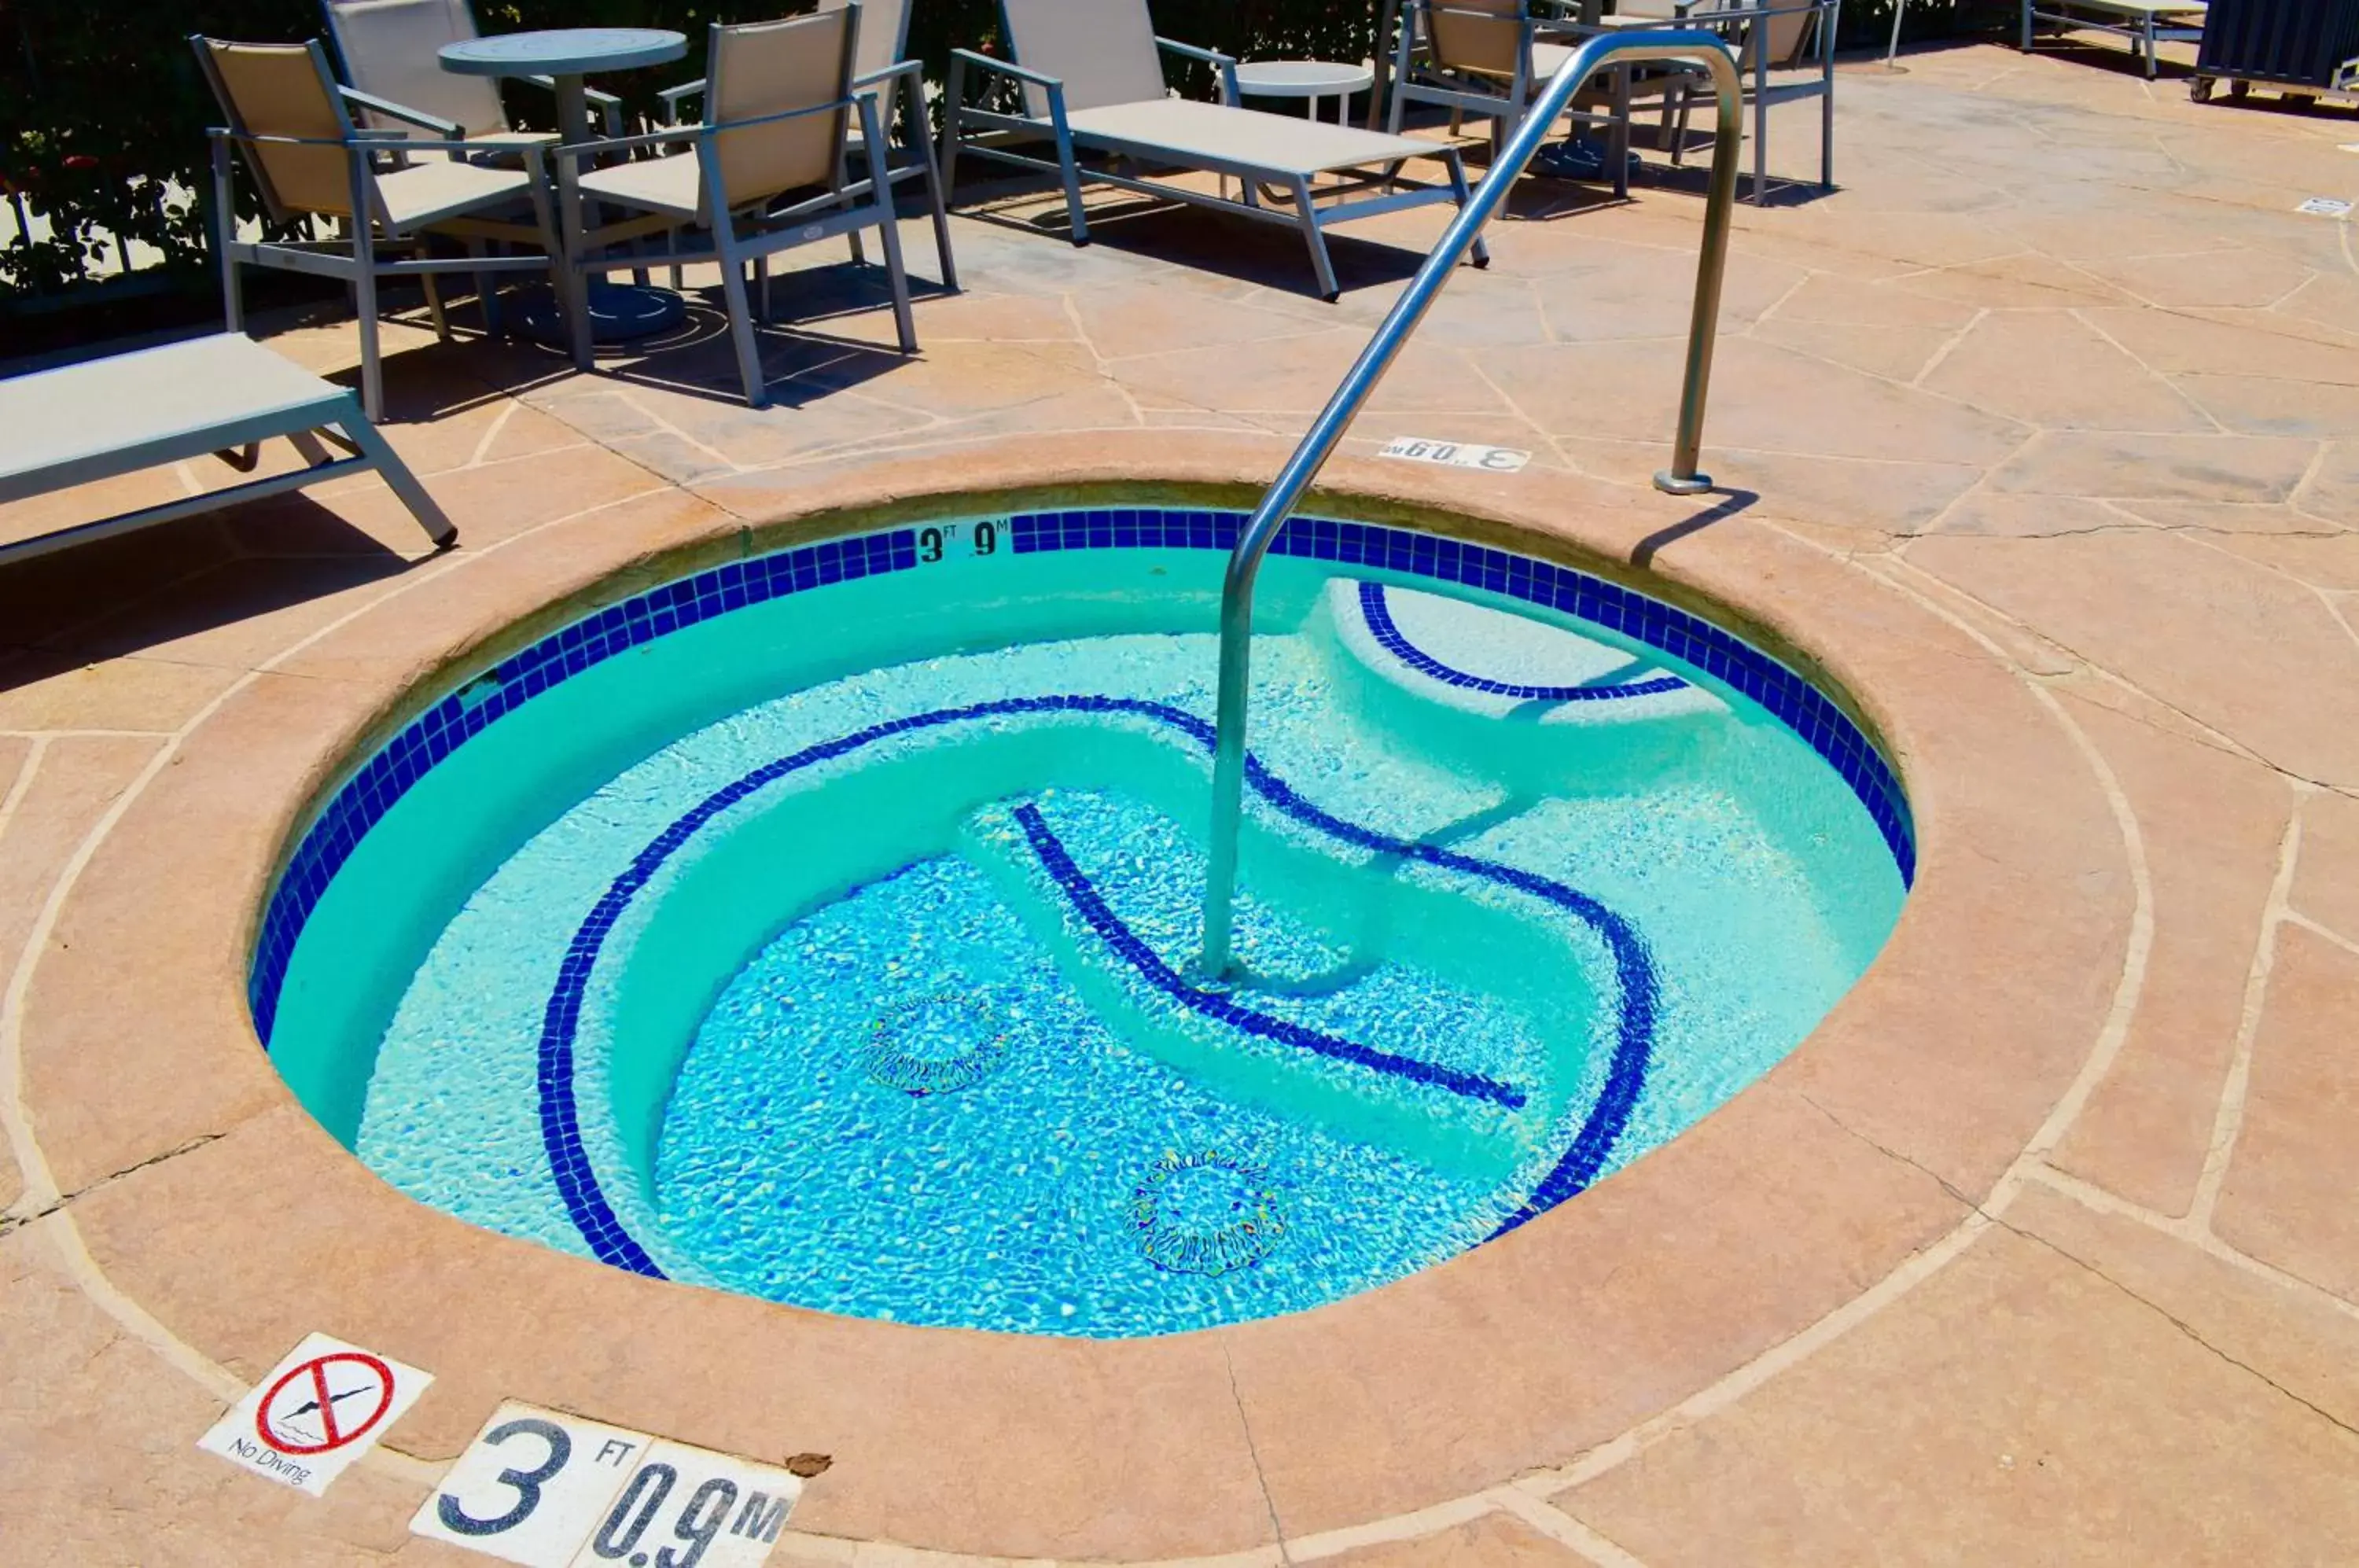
(940, 12, 1485, 302)
(0, 332, 454, 569)
(2019, 0, 2206, 80)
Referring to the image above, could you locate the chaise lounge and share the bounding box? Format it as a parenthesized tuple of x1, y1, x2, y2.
(942, 0, 1489, 300)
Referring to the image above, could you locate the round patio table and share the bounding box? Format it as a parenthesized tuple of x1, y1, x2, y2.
(441, 28, 690, 343)
(1235, 60, 1376, 125)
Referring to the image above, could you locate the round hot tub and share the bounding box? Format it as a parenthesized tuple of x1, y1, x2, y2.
(252, 502, 1911, 1338)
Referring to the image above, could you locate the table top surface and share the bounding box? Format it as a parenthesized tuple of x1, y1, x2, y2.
(1235, 59, 1378, 92)
(440, 28, 686, 76)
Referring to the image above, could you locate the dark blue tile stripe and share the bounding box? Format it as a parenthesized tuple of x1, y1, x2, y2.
(250, 506, 1912, 1254)
(532, 694, 1657, 1274)
(1356, 581, 1688, 703)
(1010, 802, 1528, 1110)
(246, 529, 921, 1045)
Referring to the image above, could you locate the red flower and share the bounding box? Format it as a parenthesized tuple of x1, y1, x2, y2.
(62, 154, 99, 171)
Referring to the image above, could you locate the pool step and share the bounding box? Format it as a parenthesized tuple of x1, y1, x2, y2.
(1306, 578, 1724, 793)
(959, 793, 1570, 1183)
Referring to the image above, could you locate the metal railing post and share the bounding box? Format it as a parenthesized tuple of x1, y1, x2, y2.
(1199, 29, 1743, 977)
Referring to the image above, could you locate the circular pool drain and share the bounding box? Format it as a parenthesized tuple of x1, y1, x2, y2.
(1131, 1150, 1287, 1276)
(862, 992, 1010, 1095)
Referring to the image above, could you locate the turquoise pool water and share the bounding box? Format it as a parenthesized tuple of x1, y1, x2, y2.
(257, 511, 1908, 1338)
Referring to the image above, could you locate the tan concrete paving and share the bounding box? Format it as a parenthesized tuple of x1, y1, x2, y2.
(2, 34, 2357, 1566)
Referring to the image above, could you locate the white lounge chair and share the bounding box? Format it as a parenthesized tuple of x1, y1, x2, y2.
(2020, 0, 2207, 80)
(942, 0, 1487, 301)
(0, 333, 454, 569)
(192, 35, 565, 421)
(556, 8, 918, 408)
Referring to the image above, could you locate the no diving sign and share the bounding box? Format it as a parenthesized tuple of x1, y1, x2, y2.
(198, 1332, 432, 1495)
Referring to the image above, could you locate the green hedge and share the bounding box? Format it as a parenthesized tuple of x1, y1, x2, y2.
(2, 0, 1999, 302)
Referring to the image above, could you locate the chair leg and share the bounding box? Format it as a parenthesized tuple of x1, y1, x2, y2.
(876, 215, 918, 355)
(940, 56, 968, 200)
(221, 250, 245, 334)
(1821, 81, 1835, 191)
(858, 98, 918, 353)
(355, 265, 387, 425)
(421, 268, 450, 342)
(338, 400, 455, 548)
(756, 256, 771, 321)
(467, 239, 503, 338)
(1611, 68, 1632, 201)
(918, 164, 959, 291)
(211, 138, 245, 333)
(1051, 115, 1091, 246)
(1752, 59, 1770, 206)
(1446, 151, 1489, 270)
(1293, 177, 1341, 303)
(715, 229, 769, 408)
(839, 178, 869, 266)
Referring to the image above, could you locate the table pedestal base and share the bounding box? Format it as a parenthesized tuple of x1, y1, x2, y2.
(515, 281, 690, 346)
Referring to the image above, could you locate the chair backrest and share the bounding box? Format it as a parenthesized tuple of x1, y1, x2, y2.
(704, 9, 859, 211)
(322, 0, 512, 138)
(1421, 0, 1534, 81)
(1696, 0, 1817, 71)
(1759, 0, 1820, 69)
(823, 0, 912, 79)
(997, 0, 1168, 115)
(191, 36, 362, 224)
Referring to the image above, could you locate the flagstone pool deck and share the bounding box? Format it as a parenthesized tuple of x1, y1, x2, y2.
(6, 38, 2359, 1566)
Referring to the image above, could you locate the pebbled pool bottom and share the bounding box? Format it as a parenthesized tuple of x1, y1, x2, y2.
(655, 791, 1555, 1339)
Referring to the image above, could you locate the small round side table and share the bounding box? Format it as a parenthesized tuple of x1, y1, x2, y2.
(1234, 60, 1376, 126)
(441, 28, 690, 344)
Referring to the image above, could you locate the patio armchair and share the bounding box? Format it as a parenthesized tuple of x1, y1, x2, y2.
(554, 8, 919, 409)
(941, 0, 1486, 302)
(320, 0, 624, 153)
(191, 35, 565, 422)
(1647, 0, 1838, 202)
(653, 0, 959, 288)
(1387, 0, 1647, 194)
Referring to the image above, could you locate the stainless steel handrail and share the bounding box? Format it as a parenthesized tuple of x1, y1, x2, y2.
(1198, 29, 1743, 977)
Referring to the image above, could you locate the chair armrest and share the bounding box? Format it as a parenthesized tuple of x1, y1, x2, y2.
(658, 76, 708, 120)
(518, 74, 626, 134)
(950, 46, 1065, 90)
(516, 73, 622, 109)
(854, 58, 924, 91)
(338, 86, 465, 138)
(1154, 35, 1242, 105)
(553, 97, 859, 164)
(1154, 35, 1238, 68)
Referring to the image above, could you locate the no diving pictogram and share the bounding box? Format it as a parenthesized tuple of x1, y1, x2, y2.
(199, 1331, 431, 1496)
(258, 1350, 397, 1455)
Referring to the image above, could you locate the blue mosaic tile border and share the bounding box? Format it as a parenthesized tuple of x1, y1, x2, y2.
(250, 505, 1913, 1074)
(1356, 581, 1688, 703)
(1010, 801, 1526, 1110)
(247, 530, 915, 1043)
(530, 694, 1659, 1276)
